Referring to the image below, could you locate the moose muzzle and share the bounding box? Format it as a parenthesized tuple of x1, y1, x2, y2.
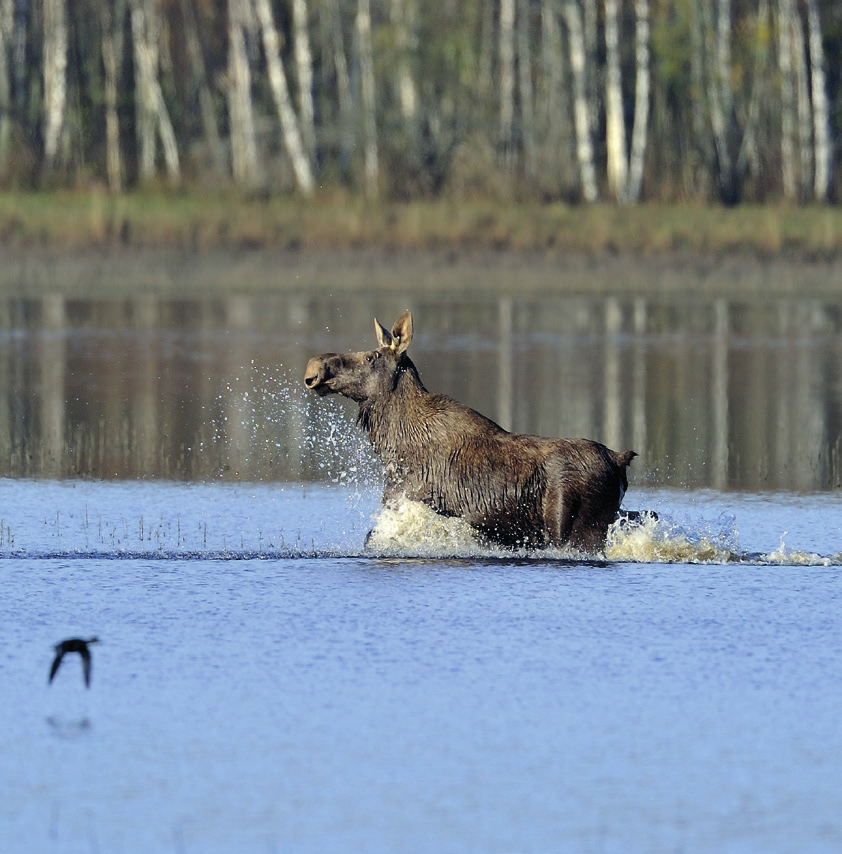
(304, 355, 335, 395)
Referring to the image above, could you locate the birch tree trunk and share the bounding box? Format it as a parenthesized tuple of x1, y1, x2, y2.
(499, 0, 516, 161)
(626, 0, 650, 202)
(805, 0, 830, 201)
(11, 0, 25, 111)
(777, 0, 798, 200)
(541, 0, 575, 191)
(604, 0, 650, 203)
(583, 0, 598, 140)
(478, 0, 495, 108)
(179, 0, 226, 175)
(541, 0, 563, 135)
(291, 0, 315, 164)
(517, 0, 535, 178)
(254, 0, 315, 195)
(356, 0, 378, 197)
(390, 0, 417, 125)
(100, 1, 124, 192)
(42, 0, 67, 168)
(789, 3, 813, 199)
(322, 0, 353, 170)
(130, 0, 180, 182)
(563, 0, 598, 201)
(131, 0, 155, 178)
(736, 0, 770, 181)
(227, 0, 259, 187)
(689, 2, 710, 187)
(704, 0, 737, 202)
(0, 0, 13, 171)
(604, 0, 627, 200)
(541, 1, 563, 133)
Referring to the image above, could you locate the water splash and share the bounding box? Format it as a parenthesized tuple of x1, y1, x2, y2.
(364, 498, 618, 562)
(365, 499, 502, 559)
(363, 496, 842, 565)
(767, 533, 837, 566)
(605, 510, 741, 564)
(216, 363, 381, 495)
(364, 498, 731, 563)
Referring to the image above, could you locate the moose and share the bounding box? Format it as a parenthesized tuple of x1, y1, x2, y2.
(304, 312, 637, 553)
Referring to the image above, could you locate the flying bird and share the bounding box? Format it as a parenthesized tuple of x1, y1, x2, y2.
(49, 637, 100, 688)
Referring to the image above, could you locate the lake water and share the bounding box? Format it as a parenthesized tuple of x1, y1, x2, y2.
(2, 284, 841, 489)
(1, 261, 841, 852)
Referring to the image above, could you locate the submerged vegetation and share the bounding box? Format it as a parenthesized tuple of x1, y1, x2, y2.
(0, 190, 841, 257)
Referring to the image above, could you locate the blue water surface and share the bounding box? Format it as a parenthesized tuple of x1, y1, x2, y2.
(1, 480, 841, 854)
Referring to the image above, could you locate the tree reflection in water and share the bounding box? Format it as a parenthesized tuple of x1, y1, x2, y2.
(1, 290, 840, 491)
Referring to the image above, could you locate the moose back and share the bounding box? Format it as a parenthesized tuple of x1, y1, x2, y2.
(304, 312, 636, 552)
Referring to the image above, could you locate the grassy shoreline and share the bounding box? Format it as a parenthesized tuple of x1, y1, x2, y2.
(1, 191, 841, 256)
(1, 192, 841, 298)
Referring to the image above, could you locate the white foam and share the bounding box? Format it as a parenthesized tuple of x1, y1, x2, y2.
(367, 501, 757, 563)
(364, 497, 754, 563)
(767, 534, 836, 566)
(364, 499, 494, 558)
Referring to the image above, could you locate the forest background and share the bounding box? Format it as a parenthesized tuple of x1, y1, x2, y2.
(0, 0, 841, 255)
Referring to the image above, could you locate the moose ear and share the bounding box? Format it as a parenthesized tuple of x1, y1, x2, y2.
(374, 312, 413, 354)
(390, 312, 413, 354)
(374, 317, 393, 349)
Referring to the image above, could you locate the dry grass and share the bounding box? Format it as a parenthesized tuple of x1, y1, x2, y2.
(0, 190, 841, 258)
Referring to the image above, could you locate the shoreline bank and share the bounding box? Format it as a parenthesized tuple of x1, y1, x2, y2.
(1, 244, 840, 299)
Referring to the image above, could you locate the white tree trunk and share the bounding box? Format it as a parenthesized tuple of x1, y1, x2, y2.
(583, 0, 598, 139)
(254, 0, 315, 195)
(356, 0, 378, 197)
(689, 0, 708, 176)
(499, 0, 516, 159)
(541, 0, 575, 190)
(291, 0, 315, 163)
(390, 0, 417, 124)
(517, 0, 535, 177)
(789, 2, 813, 199)
(626, 0, 650, 202)
(478, 0, 495, 107)
(777, 0, 797, 200)
(604, 0, 650, 204)
(100, 1, 123, 192)
(541, 0, 564, 131)
(130, 0, 180, 182)
(131, 1, 155, 179)
(0, 0, 13, 170)
(704, 0, 735, 199)
(805, 0, 830, 201)
(563, 0, 598, 201)
(604, 0, 627, 200)
(42, 0, 68, 167)
(11, 0, 24, 111)
(323, 0, 353, 163)
(227, 0, 259, 187)
(179, 0, 226, 175)
(736, 0, 770, 179)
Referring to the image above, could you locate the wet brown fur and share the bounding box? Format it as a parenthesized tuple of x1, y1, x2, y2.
(304, 312, 636, 552)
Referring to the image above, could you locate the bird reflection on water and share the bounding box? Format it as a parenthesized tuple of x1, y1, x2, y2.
(45, 715, 92, 738)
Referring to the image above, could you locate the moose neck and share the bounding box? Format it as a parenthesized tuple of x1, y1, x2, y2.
(357, 359, 428, 451)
